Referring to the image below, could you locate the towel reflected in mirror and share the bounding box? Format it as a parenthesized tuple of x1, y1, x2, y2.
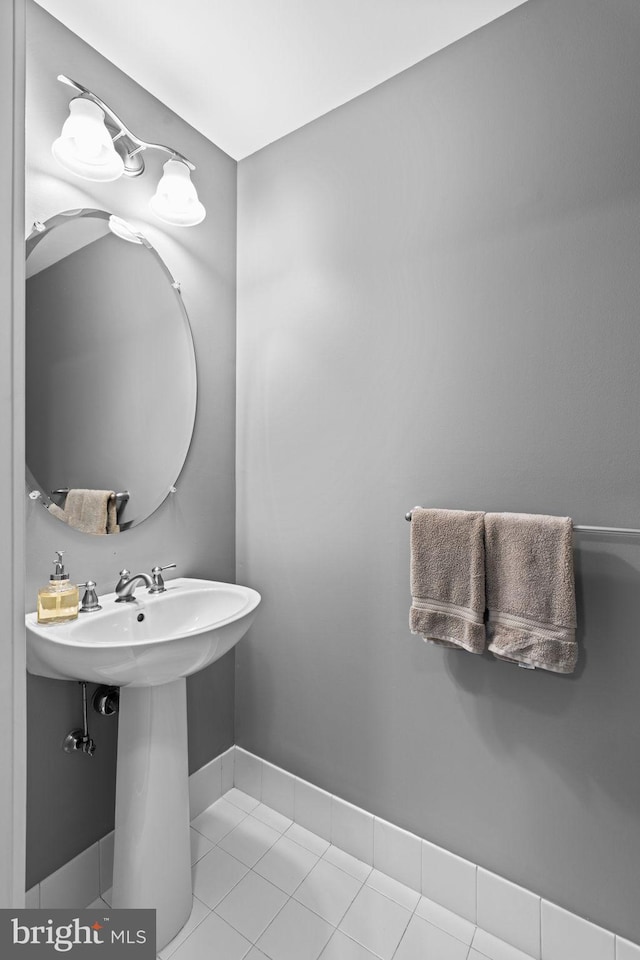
(49, 489, 120, 535)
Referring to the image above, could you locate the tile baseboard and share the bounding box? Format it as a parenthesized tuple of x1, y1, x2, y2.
(26, 744, 639, 960)
(232, 747, 635, 960)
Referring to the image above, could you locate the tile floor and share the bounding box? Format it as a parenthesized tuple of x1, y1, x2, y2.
(90, 788, 535, 960)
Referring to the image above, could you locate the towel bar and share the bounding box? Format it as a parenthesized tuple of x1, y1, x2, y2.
(51, 488, 130, 504)
(29, 488, 131, 521)
(405, 508, 640, 537)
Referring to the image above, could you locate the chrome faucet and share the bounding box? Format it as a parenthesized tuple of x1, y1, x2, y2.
(114, 563, 177, 602)
(115, 571, 154, 602)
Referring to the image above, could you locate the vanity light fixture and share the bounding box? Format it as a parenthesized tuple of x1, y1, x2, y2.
(52, 97, 124, 181)
(52, 75, 206, 227)
(149, 159, 206, 227)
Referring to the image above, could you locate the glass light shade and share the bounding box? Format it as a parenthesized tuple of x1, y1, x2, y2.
(52, 99, 124, 182)
(149, 159, 206, 227)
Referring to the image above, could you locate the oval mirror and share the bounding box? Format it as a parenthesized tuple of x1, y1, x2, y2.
(25, 209, 197, 533)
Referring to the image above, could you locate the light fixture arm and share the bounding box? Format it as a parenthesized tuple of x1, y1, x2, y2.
(57, 74, 196, 172)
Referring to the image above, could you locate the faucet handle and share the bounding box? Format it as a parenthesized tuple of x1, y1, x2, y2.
(78, 580, 101, 614)
(149, 563, 176, 594)
(114, 568, 131, 593)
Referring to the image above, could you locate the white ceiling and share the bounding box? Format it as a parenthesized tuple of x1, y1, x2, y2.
(34, 0, 527, 160)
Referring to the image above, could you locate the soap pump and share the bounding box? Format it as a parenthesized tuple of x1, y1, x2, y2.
(37, 551, 79, 624)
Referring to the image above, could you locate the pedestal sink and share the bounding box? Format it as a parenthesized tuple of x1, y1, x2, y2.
(25, 578, 260, 950)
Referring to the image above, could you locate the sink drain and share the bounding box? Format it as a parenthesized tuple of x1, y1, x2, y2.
(137, 613, 145, 622)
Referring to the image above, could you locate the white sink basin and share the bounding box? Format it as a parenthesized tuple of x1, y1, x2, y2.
(26, 577, 260, 686)
(25, 576, 260, 950)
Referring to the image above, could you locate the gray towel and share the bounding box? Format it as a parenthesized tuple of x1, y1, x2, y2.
(49, 489, 120, 535)
(485, 512, 577, 673)
(410, 508, 486, 654)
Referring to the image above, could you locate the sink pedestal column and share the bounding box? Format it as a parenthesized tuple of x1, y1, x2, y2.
(112, 678, 192, 951)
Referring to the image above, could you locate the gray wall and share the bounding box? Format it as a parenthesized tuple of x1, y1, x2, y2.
(25, 3, 237, 888)
(236, 0, 640, 943)
(1, 0, 26, 908)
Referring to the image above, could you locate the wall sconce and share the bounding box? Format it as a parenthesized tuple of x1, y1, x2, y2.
(52, 75, 206, 227)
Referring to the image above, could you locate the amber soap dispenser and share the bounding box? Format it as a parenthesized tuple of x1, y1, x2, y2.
(37, 551, 79, 624)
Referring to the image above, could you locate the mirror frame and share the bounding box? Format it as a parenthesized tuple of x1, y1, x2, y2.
(25, 208, 198, 531)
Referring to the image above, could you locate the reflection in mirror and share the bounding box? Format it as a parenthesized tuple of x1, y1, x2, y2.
(26, 209, 197, 534)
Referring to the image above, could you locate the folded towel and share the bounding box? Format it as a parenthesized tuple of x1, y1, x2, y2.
(485, 512, 577, 673)
(410, 508, 486, 654)
(50, 489, 120, 535)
